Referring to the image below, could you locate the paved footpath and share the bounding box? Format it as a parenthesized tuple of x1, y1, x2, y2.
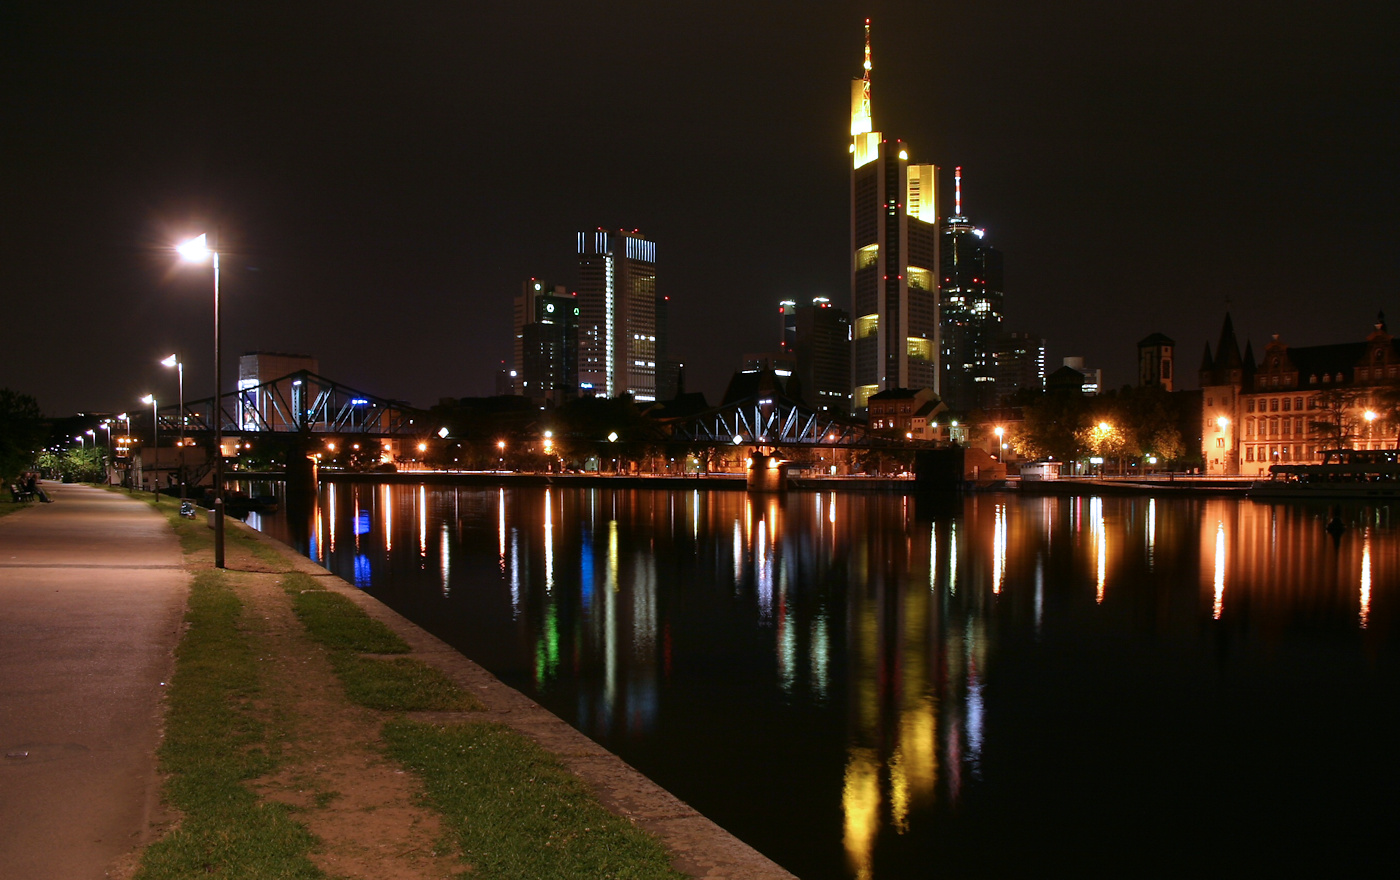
(0, 484, 187, 880)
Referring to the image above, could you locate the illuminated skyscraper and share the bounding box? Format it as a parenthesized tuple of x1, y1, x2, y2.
(514, 278, 578, 403)
(576, 229, 660, 401)
(939, 167, 1004, 411)
(849, 19, 941, 413)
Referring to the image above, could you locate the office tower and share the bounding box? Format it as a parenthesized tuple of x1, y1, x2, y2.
(655, 294, 681, 401)
(576, 229, 660, 402)
(1138, 332, 1175, 391)
(515, 279, 579, 404)
(795, 297, 852, 414)
(514, 279, 566, 380)
(992, 331, 1045, 401)
(849, 19, 940, 413)
(779, 300, 798, 353)
(939, 167, 1004, 412)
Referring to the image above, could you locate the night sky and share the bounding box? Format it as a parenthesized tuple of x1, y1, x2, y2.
(3, 1, 1397, 417)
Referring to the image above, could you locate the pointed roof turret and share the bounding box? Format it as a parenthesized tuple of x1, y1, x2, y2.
(1199, 342, 1215, 374)
(1214, 312, 1243, 372)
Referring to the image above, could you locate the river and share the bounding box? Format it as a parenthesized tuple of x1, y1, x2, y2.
(242, 480, 1399, 879)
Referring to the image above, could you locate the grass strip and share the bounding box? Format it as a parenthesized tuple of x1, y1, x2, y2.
(133, 571, 323, 880)
(284, 572, 410, 654)
(383, 719, 686, 880)
(283, 571, 481, 711)
(330, 653, 483, 711)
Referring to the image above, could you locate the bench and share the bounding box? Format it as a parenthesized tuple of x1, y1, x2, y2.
(10, 484, 34, 503)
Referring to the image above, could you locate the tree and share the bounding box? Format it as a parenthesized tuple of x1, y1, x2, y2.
(0, 389, 45, 485)
(1310, 387, 1363, 447)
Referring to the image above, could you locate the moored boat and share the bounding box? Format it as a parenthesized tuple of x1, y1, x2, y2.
(1248, 448, 1400, 499)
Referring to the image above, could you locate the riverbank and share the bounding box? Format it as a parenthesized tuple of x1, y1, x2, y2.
(0, 485, 794, 879)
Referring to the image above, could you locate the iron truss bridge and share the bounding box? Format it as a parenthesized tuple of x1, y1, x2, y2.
(158, 370, 426, 437)
(664, 392, 923, 450)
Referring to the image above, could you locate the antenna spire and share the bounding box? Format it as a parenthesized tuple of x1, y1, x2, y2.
(861, 19, 872, 122)
(955, 166, 963, 216)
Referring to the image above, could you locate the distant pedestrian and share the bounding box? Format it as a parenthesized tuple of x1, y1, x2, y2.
(26, 472, 52, 503)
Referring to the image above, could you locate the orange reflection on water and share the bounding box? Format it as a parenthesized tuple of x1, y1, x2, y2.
(381, 484, 392, 552)
(993, 503, 1007, 594)
(1360, 530, 1372, 630)
(1213, 521, 1226, 620)
(1092, 497, 1106, 603)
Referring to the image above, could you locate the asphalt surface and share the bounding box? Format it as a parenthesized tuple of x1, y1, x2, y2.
(0, 484, 187, 880)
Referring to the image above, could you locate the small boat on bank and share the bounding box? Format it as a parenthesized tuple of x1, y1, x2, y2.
(1248, 448, 1400, 499)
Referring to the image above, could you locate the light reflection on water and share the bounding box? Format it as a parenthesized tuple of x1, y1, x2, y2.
(246, 482, 1400, 880)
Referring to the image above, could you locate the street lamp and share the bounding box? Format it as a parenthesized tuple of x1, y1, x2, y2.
(75, 434, 85, 448)
(177, 233, 225, 568)
(141, 394, 158, 497)
(497, 439, 506, 471)
(162, 354, 185, 498)
(994, 425, 1005, 461)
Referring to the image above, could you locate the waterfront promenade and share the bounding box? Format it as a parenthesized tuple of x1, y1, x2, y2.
(0, 485, 795, 880)
(0, 483, 186, 880)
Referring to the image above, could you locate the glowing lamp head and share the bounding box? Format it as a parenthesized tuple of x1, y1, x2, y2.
(732, 435, 743, 445)
(176, 234, 211, 263)
(1216, 416, 1229, 429)
(161, 354, 178, 368)
(1099, 421, 1111, 432)
(437, 427, 449, 439)
(417, 443, 427, 452)
(1365, 410, 1377, 422)
(994, 426, 1004, 438)
(141, 394, 154, 405)
(608, 431, 619, 443)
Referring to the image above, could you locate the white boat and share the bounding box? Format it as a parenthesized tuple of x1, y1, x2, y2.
(1248, 448, 1400, 499)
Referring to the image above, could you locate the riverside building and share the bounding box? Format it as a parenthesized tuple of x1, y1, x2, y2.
(1200, 312, 1400, 475)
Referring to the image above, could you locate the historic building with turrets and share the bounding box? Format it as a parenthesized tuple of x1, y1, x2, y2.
(1199, 312, 1399, 475)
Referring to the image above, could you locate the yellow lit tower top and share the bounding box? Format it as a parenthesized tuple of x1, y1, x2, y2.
(851, 19, 880, 168)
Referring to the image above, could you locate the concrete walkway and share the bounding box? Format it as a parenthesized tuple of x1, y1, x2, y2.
(0, 484, 187, 880)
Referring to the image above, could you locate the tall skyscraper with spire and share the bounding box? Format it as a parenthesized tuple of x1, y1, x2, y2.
(849, 19, 941, 413)
(576, 229, 660, 401)
(939, 167, 1004, 411)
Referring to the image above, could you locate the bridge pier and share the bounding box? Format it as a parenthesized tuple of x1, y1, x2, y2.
(746, 451, 788, 493)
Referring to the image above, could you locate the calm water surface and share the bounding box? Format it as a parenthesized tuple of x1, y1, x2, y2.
(246, 482, 1400, 879)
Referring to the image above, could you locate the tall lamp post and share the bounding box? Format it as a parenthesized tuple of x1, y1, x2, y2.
(162, 354, 185, 499)
(141, 394, 158, 497)
(119, 412, 131, 491)
(177, 233, 225, 569)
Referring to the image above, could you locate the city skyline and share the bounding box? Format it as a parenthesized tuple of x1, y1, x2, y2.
(2, 2, 1395, 416)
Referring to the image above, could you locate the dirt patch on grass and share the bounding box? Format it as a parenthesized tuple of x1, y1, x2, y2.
(236, 569, 461, 880)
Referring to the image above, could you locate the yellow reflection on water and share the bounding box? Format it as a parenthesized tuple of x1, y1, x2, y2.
(418, 486, 426, 558)
(843, 747, 879, 880)
(891, 696, 937, 833)
(1361, 529, 1372, 630)
(381, 484, 392, 551)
